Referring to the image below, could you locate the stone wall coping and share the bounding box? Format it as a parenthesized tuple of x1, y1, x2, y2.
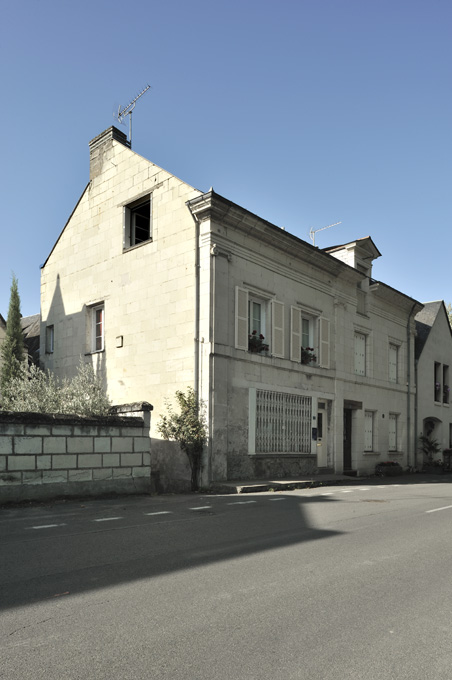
(110, 402, 153, 414)
(0, 410, 145, 428)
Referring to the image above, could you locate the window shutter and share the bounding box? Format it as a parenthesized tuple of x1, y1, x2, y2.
(389, 344, 398, 383)
(271, 300, 285, 358)
(318, 317, 330, 368)
(290, 306, 302, 362)
(354, 332, 366, 375)
(235, 287, 248, 350)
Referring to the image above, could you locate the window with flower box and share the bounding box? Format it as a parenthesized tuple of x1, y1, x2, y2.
(290, 306, 330, 368)
(235, 287, 284, 357)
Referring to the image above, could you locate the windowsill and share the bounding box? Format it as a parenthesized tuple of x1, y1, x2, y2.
(84, 350, 105, 355)
(123, 239, 153, 253)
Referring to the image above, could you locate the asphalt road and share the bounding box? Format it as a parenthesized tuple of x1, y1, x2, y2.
(1, 479, 452, 679)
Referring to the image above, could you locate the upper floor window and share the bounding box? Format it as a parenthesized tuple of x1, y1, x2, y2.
(354, 332, 366, 376)
(443, 365, 449, 404)
(235, 287, 284, 357)
(45, 325, 54, 354)
(289, 306, 330, 368)
(434, 362, 441, 402)
(92, 304, 104, 352)
(124, 195, 152, 248)
(389, 343, 398, 383)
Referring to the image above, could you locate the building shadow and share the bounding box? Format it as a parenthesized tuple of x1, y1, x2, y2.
(0, 493, 342, 612)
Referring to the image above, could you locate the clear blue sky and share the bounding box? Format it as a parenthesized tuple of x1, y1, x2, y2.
(1, 0, 451, 318)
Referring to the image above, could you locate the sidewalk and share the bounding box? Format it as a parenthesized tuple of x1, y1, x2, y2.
(209, 471, 452, 494)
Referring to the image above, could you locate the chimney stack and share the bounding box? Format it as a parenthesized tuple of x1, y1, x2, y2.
(88, 126, 130, 181)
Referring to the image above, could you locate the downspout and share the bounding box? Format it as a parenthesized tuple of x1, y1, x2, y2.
(407, 303, 417, 469)
(187, 204, 201, 398)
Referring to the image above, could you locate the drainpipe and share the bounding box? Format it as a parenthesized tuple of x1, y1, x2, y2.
(407, 303, 417, 468)
(187, 204, 201, 398)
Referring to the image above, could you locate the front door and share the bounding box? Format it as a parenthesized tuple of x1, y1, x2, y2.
(317, 402, 327, 467)
(343, 408, 352, 470)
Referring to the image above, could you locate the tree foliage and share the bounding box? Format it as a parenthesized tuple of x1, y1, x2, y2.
(0, 275, 24, 394)
(446, 302, 452, 328)
(157, 388, 207, 491)
(0, 360, 111, 417)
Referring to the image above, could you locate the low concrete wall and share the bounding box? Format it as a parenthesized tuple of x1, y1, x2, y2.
(0, 402, 152, 503)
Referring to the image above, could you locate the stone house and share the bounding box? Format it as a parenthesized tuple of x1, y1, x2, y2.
(40, 126, 422, 490)
(415, 301, 452, 464)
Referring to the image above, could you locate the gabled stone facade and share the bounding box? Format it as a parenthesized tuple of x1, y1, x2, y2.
(41, 127, 423, 490)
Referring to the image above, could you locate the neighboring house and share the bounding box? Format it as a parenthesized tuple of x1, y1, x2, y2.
(415, 301, 452, 463)
(40, 126, 423, 490)
(21, 314, 41, 366)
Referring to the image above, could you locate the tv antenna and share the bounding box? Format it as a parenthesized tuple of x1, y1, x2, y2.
(116, 84, 151, 148)
(309, 221, 341, 247)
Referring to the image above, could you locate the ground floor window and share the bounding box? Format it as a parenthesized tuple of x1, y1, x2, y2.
(255, 389, 312, 453)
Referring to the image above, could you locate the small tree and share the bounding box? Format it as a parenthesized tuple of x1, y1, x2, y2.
(157, 388, 206, 491)
(446, 302, 452, 329)
(1, 275, 24, 395)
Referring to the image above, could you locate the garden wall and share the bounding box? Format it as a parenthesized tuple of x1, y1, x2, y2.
(0, 402, 152, 503)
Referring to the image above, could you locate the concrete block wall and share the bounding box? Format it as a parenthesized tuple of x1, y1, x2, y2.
(0, 402, 152, 503)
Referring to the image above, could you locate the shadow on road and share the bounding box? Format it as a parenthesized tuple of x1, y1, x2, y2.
(0, 493, 343, 611)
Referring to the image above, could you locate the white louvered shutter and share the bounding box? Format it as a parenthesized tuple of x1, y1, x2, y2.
(290, 306, 302, 362)
(235, 287, 248, 350)
(318, 317, 330, 368)
(271, 300, 285, 358)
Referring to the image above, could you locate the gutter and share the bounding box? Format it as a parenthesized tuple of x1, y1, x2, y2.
(186, 204, 201, 398)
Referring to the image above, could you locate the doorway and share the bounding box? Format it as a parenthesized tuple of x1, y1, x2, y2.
(343, 408, 353, 470)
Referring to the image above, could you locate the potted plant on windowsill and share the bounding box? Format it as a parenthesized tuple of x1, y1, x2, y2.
(419, 434, 444, 473)
(301, 347, 317, 365)
(248, 331, 269, 354)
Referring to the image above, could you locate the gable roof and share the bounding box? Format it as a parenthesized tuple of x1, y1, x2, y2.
(20, 314, 40, 364)
(415, 300, 451, 360)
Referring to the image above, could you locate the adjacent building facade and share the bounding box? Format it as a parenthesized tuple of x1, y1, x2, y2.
(41, 126, 424, 490)
(415, 301, 452, 462)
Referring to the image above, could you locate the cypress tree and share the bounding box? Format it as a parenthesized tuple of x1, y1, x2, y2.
(0, 275, 24, 395)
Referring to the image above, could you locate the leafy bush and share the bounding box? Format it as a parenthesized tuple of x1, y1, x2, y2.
(157, 388, 206, 491)
(0, 360, 111, 417)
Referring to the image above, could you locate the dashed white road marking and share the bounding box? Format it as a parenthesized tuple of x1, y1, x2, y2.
(29, 523, 67, 530)
(268, 498, 287, 501)
(377, 485, 387, 488)
(93, 517, 123, 522)
(321, 492, 334, 496)
(189, 506, 212, 511)
(359, 488, 370, 491)
(227, 501, 257, 505)
(426, 505, 452, 514)
(144, 511, 172, 516)
(341, 490, 354, 493)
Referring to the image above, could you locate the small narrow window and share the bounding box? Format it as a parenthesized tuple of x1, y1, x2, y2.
(434, 362, 441, 402)
(443, 365, 449, 404)
(92, 305, 104, 352)
(45, 325, 54, 353)
(124, 195, 152, 248)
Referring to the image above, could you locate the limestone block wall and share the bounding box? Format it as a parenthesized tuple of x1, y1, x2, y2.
(0, 402, 152, 503)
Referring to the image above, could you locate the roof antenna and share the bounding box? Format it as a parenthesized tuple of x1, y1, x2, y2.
(309, 221, 342, 247)
(116, 84, 151, 148)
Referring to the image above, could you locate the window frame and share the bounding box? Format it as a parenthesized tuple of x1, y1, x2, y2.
(123, 194, 152, 249)
(45, 325, 54, 354)
(92, 304, 105, 353)
(389, 343, 398, 383)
